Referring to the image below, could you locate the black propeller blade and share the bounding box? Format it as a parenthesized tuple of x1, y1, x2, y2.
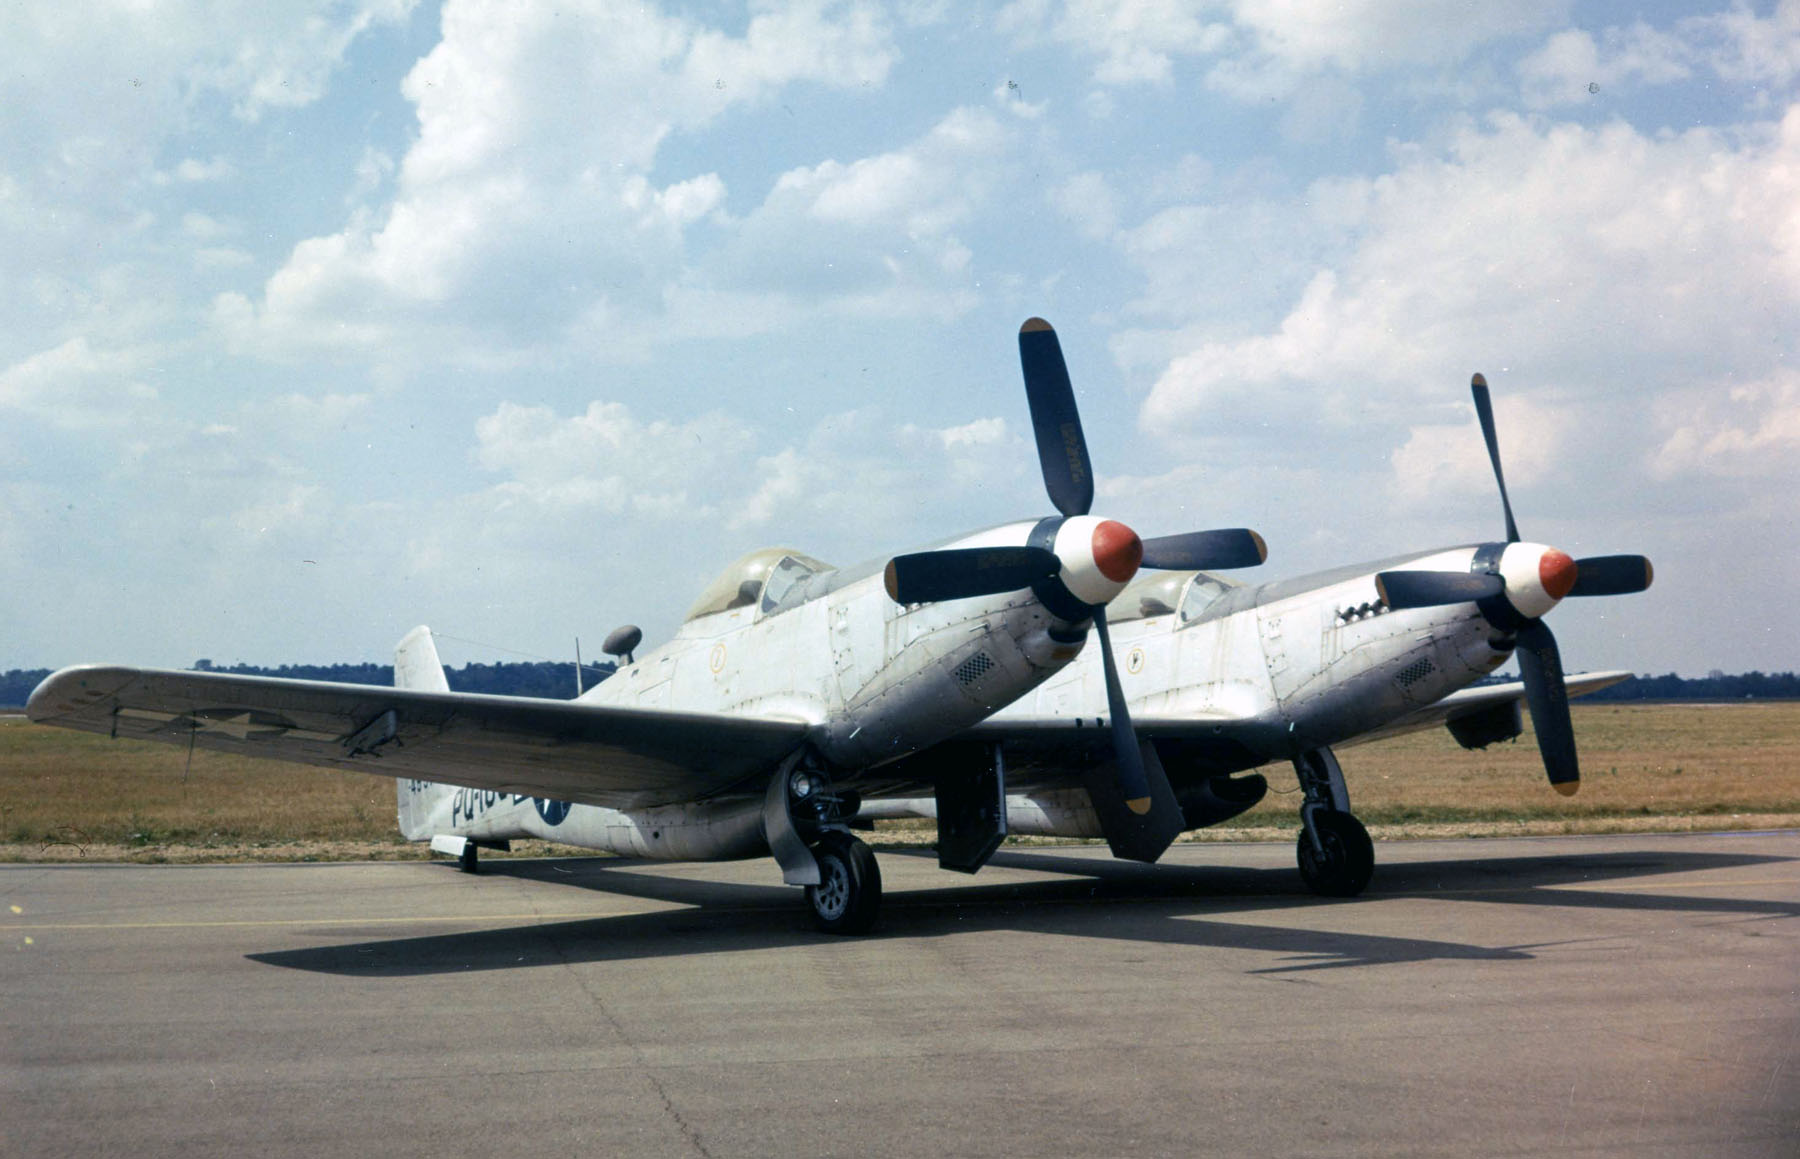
(1080, 732, 1186, 864)
(1019, 317, 1094, 518)
(881, 319, 1101, 604)
(1140, 528, 1268, 571)
(884, 547, 1061, 605)
(1516, 619, 1579, 795)
(1569, 554, 1653, 597)
(1375, 570, 1505, 610)
(1091, 607, 1155, 814)
(1084, 606, 1185, 861)
(1470, 373, 1522, 544)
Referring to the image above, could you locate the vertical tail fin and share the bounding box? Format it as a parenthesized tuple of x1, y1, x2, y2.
(395, 624, 450, 692)
(394, 626, 451, 839)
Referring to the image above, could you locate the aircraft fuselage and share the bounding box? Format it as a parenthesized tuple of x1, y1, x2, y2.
(403, 521, 1094, 859)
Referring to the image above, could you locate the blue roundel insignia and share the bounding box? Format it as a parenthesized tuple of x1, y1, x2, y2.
(533, 798, 572, 826)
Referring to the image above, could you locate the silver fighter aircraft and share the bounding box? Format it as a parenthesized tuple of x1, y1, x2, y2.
(27, 319, 1269, 934)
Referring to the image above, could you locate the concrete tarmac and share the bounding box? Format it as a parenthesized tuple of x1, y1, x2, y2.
(4, 831, 1798, 1158)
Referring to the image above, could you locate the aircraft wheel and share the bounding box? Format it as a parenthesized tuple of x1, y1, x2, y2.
(459, 841, 479, 875)
(1296, 810, 1373, 898)
(806, 831, 882, 935)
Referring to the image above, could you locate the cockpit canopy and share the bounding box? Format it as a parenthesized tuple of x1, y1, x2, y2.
(684, 547, 836, 623)
(1107, 569, 1241, 625)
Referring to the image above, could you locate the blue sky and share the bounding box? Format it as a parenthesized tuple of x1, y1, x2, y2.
(3, 1, 1795, 677)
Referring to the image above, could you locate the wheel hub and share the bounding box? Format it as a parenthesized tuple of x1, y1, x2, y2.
(813, 857, 850, 920)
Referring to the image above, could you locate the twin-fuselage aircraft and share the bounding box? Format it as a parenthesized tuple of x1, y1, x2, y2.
(27, 320, 1651, 933)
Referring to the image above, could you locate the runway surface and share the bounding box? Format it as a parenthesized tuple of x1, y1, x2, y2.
(5, 831, 1798, 1158)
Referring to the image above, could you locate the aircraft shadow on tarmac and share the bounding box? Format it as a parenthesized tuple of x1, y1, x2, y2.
(248, 844, 1798, 979)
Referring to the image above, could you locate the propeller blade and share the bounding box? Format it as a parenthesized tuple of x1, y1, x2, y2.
(1090, 606, 1152, 814)
(1080, 737, 1185, 863)
(884, 547, 1061, 605)
(1374, 570, 1505, 610)
(1140, 528, 1268, 571)
(1019, 318, 1094, 518)
(1470, 373, 1521, 544)
(1569, 554, 1654, 597)
(1516, 618, 1579, 796)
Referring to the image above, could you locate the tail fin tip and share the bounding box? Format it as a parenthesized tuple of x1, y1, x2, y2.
(394, 625, 450, 693)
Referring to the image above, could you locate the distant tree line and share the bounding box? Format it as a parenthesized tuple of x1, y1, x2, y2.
(1581, 670, 1800, 701)
(2, 664, 1794, 709)
(1, 659, 615, 708)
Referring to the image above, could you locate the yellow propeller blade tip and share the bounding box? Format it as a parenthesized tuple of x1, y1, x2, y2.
(1126, 797, 1152, 815)
(1552, 780, 1580, 797)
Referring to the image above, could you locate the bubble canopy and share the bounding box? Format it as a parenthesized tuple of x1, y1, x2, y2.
(684, 548, 836, 623)
(1107, 569, 1241, 625)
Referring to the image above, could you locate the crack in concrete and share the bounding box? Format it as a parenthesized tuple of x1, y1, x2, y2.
(537, 922, 713, 1158)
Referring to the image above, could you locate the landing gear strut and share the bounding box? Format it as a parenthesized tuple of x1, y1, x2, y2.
(1293, 747, 1374, 897)
(806, 830, 882, 935)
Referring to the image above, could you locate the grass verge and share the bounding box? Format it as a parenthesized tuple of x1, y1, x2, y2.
(2, 702, 1796, 864)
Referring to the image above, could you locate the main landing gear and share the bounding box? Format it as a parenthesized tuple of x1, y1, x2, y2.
(1293, 747, 1374, 898)
(768, 763, 883, 935)
(806, 830, 883, 935)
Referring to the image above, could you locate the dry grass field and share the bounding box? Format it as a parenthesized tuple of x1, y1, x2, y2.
(0, 715, 406, 860)
(2, 701, 1796, 862)
(1264, 700, 1800, 826)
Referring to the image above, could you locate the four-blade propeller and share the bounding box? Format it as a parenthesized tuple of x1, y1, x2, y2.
(885, 318, 1265, 832)
(1375, 373, 1653, 795)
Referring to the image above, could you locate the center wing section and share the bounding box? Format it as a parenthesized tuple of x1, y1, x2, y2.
(939, 670, 1636, 789)
(26, 666, 810, 810)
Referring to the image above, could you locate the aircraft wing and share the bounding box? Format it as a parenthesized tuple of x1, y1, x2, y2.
(1337, 670, 1634, 747)
(921, 671, 1634, 793)
(940, 709, 1248, 794)
(26, 665, 810, 810)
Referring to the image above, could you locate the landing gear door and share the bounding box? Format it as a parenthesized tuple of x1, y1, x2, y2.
(935, 744, 1007, 874)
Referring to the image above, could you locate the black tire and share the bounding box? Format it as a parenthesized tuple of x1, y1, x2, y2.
(459, 841, 479, 875)
(1296, 810, 1373, 898)
(806, 831, 882, 935)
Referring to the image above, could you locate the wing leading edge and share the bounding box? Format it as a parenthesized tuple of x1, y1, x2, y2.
(26, 665, 810, 810)
(1338, 670, 1633, 747)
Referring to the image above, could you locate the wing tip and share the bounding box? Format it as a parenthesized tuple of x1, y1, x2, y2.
(24, 664, 135, 722)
